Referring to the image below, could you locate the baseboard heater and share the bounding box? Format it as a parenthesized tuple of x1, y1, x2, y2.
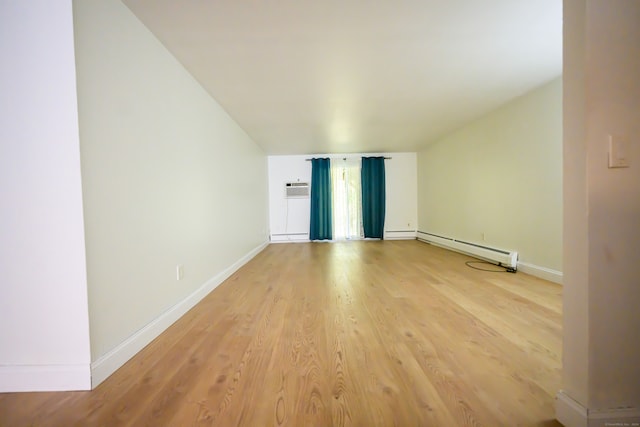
(417, 231, 518, 271)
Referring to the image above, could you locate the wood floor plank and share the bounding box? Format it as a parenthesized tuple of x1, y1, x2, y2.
(0, 240, 563, 426)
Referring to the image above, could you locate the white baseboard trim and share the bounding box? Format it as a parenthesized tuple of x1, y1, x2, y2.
(270, 233, 309, 243)
(384, 230, 417, 240)
(517, 261, 563, 284)
(90, 241, 269, 388)
(0, 364, 91, 392)
(557, 391, 588, 427)
(271, 232, 417, 242)
(556, 390, 640, 427)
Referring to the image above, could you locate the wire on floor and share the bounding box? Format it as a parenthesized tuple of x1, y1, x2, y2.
(465, 260, 516, 273)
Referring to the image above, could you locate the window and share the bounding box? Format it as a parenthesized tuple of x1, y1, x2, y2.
(331, 158, 362, 240)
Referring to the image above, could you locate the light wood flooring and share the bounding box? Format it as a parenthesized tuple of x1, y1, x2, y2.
(0, 240, 563, 426)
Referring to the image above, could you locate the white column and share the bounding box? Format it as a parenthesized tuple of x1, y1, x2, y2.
(558, 0, 640, 425)
(0, 1, 91, 391)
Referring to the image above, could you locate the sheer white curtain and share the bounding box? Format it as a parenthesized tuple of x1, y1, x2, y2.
(331, 158, 362, 240)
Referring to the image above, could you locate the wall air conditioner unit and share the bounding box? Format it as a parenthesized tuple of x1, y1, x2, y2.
(285, 182, 310, 198)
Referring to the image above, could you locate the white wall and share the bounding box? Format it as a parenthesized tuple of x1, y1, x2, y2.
(582, 1, 640, 410)
(268, 153, 417, 241)
(417, 78, 562, 281)
(73, 0, 269, 385)
(0, 1, 91, 391)
(268, 156, 313, 241)
(559, 1, 640, 424)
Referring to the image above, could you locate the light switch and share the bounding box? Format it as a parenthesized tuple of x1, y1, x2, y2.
(608, 135, 630, 168)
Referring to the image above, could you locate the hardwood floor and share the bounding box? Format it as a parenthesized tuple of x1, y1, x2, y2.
(0, 240, 563, 426)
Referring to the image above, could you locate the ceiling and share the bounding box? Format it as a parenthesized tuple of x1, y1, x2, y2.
(122, 0, 562, 155)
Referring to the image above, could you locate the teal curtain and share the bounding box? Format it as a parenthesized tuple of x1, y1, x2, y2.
(361, 156, 386, 239)
(310, 158, 333, 240)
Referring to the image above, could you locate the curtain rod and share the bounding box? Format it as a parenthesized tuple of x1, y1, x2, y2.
(305, 156, 391, 161)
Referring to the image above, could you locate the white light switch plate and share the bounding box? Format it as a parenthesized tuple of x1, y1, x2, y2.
(608, 135, 630, 168)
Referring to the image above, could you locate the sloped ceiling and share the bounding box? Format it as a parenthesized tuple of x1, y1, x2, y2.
(122, 0, 562, 154)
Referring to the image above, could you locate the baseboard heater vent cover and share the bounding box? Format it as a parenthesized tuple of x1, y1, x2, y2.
(417, 231, 518, 270)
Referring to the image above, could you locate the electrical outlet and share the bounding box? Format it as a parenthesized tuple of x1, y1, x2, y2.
(481, 233, 485, 241)
(176, 265, 184, 281)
